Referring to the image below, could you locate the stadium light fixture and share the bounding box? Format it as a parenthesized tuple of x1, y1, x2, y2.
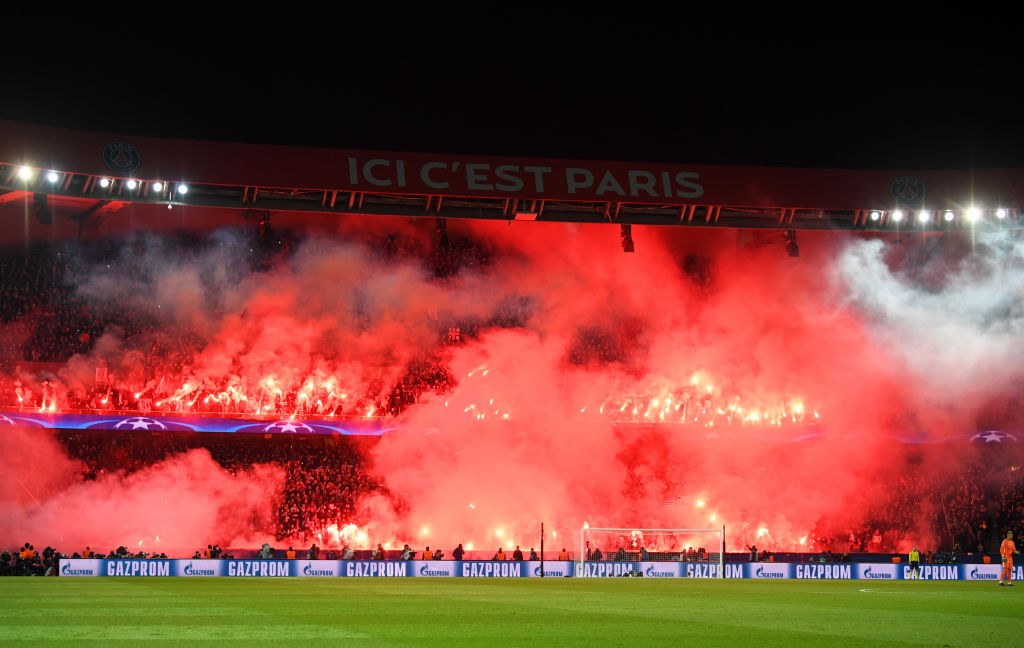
(996, 208, 1007, 219)
(943, 210, 955, 222)
(869, 210, 881, 221)
(99, 178, 111, 188)
(46, 171, 59, 183)
(892, 210, 904, 223)
(33, 193, 51, 225)
(918, 211, 931, 223)
(152, 181, 164, 192)
(17, 166, 32, 180)
(784, 229, 799, 258)
(177, 184, 189, 195)
(126, 179, 138, 190)
(966, 207, 981, 222)
(620, 223, 635, 253)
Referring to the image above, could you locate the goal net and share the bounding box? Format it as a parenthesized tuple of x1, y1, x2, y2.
(577, 527, 724, 578)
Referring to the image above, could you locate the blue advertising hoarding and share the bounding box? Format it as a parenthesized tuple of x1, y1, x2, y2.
(58, 559, 1021, 580)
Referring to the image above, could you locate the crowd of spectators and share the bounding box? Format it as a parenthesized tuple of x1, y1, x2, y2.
(4, 235, 1024, 569)
(0, 236, 462, 417)
(807, 455, 1017, 557)
(57, 430, 383, 545)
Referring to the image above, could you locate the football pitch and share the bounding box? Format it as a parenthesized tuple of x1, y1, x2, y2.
(1, 577, 1021, 647)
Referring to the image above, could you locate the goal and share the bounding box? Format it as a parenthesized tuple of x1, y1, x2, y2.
(577, 527, 724, 578)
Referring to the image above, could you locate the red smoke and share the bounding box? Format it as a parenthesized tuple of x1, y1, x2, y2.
(2, 219, 1022, 554)
(0, 426, 283, 554)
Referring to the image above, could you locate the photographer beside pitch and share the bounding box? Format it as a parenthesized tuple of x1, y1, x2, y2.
(999, 531, 1019, 586)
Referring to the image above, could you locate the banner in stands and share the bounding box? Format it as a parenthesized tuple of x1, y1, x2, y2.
(4, 410, 1016, 446)
(3, 119, 1024, 209)
(0, 411, 390, 436)
(57, 559, 1020, 580)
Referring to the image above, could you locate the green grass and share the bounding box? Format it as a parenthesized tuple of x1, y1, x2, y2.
(0, 577, 1021, 647)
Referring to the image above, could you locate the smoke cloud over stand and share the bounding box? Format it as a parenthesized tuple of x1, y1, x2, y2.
(1, 219, 1022, 555)
(0, 426, 283, 554)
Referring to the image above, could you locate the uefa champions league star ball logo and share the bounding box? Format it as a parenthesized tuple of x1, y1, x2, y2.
(102, 141, 142, 176)
(889, 175, 926, 208)
(263, 420, 315, 434)
(114, 417, 167, 431)
(971, 431, 1017, 443)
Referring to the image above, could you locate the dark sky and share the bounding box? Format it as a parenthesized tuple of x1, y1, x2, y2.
(4, 28, 1022, 169)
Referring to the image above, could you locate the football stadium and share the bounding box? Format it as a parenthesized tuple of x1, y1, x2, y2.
(2, 50, 1024, 645)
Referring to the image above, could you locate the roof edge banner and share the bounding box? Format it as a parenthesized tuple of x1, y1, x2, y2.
(1, 119, 1023, 210)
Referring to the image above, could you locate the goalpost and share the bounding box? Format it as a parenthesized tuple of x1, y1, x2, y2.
(577, 526, 725, 578)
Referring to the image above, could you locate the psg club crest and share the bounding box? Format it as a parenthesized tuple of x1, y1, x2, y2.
(889, 175, 926, 208)
(101, 141, 142, 176)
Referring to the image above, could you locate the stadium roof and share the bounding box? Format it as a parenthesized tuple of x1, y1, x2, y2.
(3, 34, 1023, 240)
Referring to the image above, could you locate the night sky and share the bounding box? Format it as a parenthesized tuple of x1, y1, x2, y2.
(3, 29, 1022, 169)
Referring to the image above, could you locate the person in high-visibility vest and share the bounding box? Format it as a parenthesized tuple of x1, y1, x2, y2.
(558, 548, 569, 560)
(908, 546, 921, 580)
(999, 531, 1019, 586)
